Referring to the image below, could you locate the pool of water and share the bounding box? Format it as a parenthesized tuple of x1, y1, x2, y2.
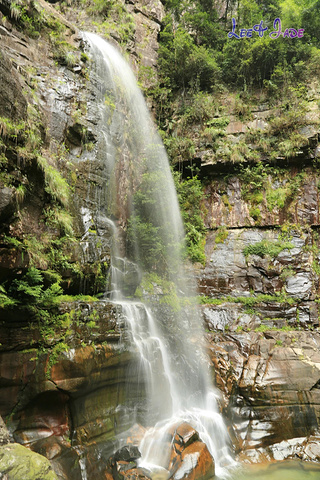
(222, 460, 320, 479)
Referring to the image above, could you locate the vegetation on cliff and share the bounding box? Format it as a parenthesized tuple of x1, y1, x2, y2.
(0, 0, 109, 353)
(151, 0, 320, 157)
(143, 0, 320, 265)
(1, 0, 320, 305)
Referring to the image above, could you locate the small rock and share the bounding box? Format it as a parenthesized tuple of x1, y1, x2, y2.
(116, 460, 138, 473)
(285, 273, 312, 299)
(304, 439, 320, 461)
(114, 445, 141, 462)
(118, 467, 152, 480)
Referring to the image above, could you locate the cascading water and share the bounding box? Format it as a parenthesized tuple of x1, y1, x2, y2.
(84, 32, 235, 477)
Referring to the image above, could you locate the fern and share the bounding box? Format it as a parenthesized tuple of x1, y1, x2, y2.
(0, 285, 16, 309)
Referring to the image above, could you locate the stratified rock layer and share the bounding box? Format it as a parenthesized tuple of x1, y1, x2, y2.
(207, 329, 320, 463)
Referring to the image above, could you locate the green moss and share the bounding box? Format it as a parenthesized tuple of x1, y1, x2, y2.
(87, 320, 98, 329)
(88, 1, 135, 47)
(198, 296, 224, 305)
(199, 293, 296, 306)
(44, 206, 73, 236)
(49, 294, 99, 304)
(0, 443, 58, 480)
(266, 187, 288, 211)
(137, 273, 186, 312)
(249, 206, 261, 221)
(173, 174, 207, 264)
(280, 267, 295, 281)
(243, 239, 294, 259)
(46, 342, 69, 378)
(254, 324, 272, 332)
(0, 117, 27, 142)
(37, 156, 70, 207)
(221, 194, 232, 211)
(215, 226, 228, 244)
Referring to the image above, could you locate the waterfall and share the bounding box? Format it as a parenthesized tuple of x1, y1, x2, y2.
(83, 32, 235, 477)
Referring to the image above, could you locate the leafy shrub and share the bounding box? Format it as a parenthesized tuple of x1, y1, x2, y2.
(174, 174, 207, 264)
(9, 267, 62, 306)
(243, 239, 294, 258)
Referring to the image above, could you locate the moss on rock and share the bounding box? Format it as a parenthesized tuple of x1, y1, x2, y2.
(0, 443, 58, 480)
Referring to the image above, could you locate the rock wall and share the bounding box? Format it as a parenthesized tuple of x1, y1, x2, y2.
(0, 1, 159, 478)
(197, 129, 320, 461)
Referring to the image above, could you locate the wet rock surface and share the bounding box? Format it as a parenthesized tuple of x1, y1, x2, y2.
(0, 187, 16, 224)
(108, 445, 145, 480)
(202, 165, 320, 228)
(199, 228, 315, 299)
(0, 296, 148, 480)
(104, 423, 215, 480)
(0, 45, 27, 121)
(0, 339, 146, 479)
(168, 423, 215, 480)
(207, 329, 320, 461)
(198, 219, 320, 461)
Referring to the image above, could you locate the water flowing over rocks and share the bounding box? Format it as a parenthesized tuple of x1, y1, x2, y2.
(104, 423, 215, 480)
(168, 423, 215, 480)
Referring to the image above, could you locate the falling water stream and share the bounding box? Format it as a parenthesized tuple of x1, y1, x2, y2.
(78, 32, 320, 480)
(83, 32, 236, 478)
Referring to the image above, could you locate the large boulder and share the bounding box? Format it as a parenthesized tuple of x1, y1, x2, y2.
(168, 423, 215, 480)
(169, 441, 215, 480)
(0, 443, 58, 480)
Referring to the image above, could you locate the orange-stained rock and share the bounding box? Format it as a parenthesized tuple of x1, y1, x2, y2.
(104, 471, 114, 480)
(175, 423, 199, 449)
(164, 423, 214, 480)
(14, 391, 71, 446)
(169, 441, 215, 480)
(126, 424, 147, 446)
(117, 467, 151, 480)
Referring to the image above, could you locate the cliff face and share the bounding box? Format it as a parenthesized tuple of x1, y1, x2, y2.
(195, 102, 320, 461)
(0, 1, 160, 478)
(0, 0, 320, 478)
